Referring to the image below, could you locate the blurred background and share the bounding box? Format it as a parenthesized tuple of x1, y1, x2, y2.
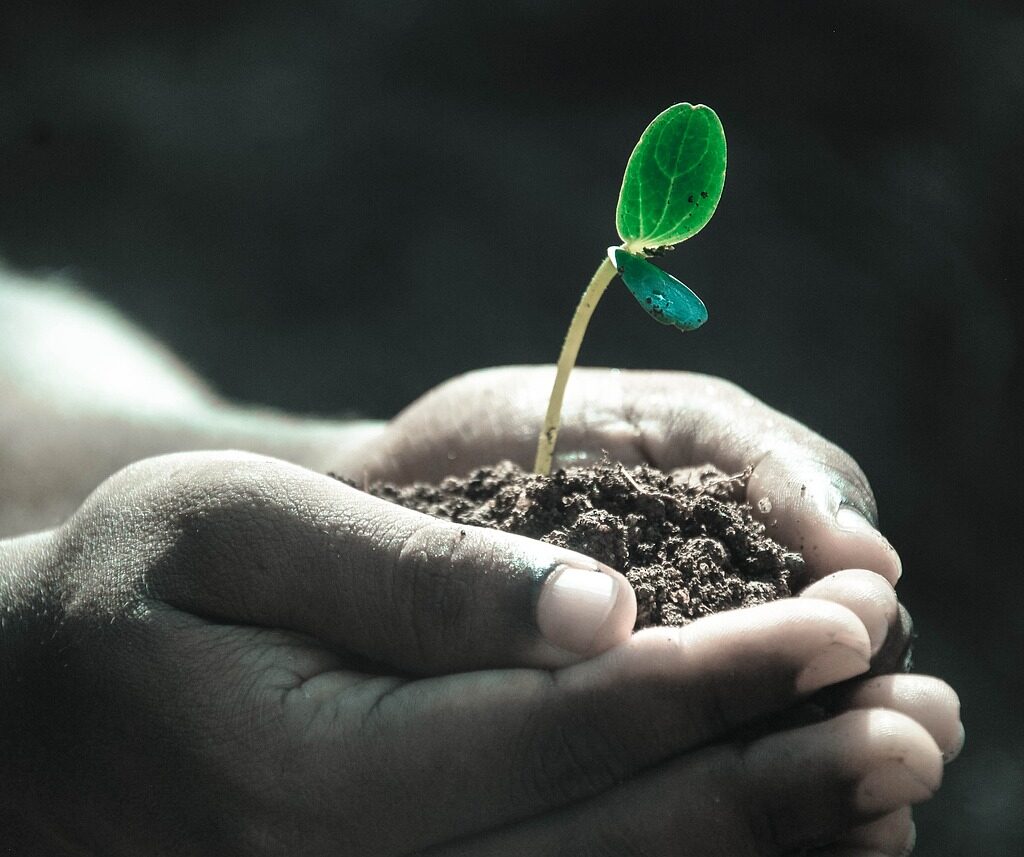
(1, 1, 1020, 852)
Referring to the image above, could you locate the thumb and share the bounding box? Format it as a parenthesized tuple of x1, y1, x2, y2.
(137, 453, 637, 674)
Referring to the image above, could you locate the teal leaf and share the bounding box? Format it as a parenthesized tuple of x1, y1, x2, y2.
(616, 103, 727, 253)
(611, 248, 707, 331)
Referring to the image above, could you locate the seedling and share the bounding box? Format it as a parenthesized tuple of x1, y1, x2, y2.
(533, 103, 727, 474)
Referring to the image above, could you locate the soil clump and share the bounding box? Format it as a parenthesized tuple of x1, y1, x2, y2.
(360, 459, 805, 630)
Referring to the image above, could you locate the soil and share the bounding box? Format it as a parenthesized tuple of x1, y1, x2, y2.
(358, 459, 805, 630)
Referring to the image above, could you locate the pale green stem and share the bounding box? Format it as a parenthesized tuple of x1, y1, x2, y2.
(533, 255, 618, 474)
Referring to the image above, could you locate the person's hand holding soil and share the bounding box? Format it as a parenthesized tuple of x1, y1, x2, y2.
(2, 451, 959, 856)
(324, 364, 965, 852)
(337, 366, 902, 586)
(0, 282, 962, 855)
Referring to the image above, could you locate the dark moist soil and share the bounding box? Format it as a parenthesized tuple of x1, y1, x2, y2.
(358, 459, 806, 630)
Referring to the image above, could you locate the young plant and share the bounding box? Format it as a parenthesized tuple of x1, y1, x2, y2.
(533, 103, 728, 475)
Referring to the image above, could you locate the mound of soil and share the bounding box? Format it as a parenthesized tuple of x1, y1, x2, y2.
(360, 460, 805, 630)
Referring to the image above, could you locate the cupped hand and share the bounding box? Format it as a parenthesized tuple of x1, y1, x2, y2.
(1, 452, 959, 856)
(337, 366, 902, 584)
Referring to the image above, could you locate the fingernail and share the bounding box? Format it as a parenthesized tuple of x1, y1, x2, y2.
(536, 565, 620, 655)
(855, 761, 940, 815)
(836, 503, 875, 530)
(944, 721, 966, 764)
(837, 506, 902, 582)
(795, 641, 871, 694)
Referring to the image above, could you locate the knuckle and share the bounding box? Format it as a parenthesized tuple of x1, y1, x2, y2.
(72, 451, 286, 547)
(160, 452, 282, 516)
(821, 446, 876, 509)
(62, 452, 293, 611)
(782, 435, 876, 521)
(755, 443, 878, 523)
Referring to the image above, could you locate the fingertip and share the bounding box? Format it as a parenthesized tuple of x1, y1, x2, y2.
(787, 597, 873, 694)
(946, 721, 966, 764)
(843, 674, 964, 764)
(535, 564, 636, 660)
(803, 507, 901, 586)
(835, 507, 903, 585)
(677, 597, 872, 695)
(739, 707, 939, 851)
(851, 709, 945, 813)
(747, 455, 901, 584)
(800, 570, 898, 656)
(587, 566, 638, 654)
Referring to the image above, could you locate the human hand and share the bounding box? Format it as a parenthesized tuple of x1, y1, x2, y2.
(329, 365, 960, 847)
(0, 452, 959, 856)
(339, 366, 902, 585)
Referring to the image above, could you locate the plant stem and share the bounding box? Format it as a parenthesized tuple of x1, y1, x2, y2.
(533, 255, 618, 474)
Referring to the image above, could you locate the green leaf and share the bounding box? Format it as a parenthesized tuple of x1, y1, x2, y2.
(616, 103, 727, 253)
(611, 248, 707, 331)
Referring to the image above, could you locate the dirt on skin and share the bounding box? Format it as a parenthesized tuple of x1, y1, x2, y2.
(359, 459, 805, 630)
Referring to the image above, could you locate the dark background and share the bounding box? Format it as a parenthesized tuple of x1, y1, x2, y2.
(1, 1, 1020, 853)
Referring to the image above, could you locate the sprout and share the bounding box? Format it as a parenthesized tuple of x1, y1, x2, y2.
(533, 103, 727, 475)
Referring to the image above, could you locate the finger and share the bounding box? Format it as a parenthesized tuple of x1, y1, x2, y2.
(832, 806, 916, 856)
(277, 598, 873, 853)
(591, 369, 900, 582)
(426, 709, 942, 857)
(800, 569, 899, 657)
(836, 674, 964, 763)
(799, 571, 912, 680)
(92, 451, 636, 673)
(867, 602, 914, 675)
(536, 367, 901, 583)
(746, 452, 902, 583)
(587, 369, 901, 583)
(750, 668, 963, 762)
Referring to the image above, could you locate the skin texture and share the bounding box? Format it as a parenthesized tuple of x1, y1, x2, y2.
(0, 278, 961, 855)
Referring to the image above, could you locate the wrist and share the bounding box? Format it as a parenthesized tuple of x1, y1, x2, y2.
(0, 530, 52, 675)
(0, 392, 386, 536)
